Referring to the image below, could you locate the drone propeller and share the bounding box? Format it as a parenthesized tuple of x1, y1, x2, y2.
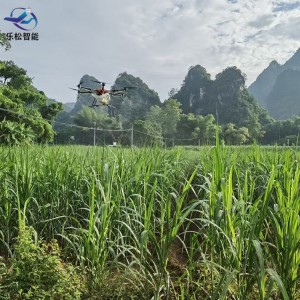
(69, 87, 79, 92)
(91, 80, 110, 85)
(70, 86, 94, 93)
(111, 86, 137, 92)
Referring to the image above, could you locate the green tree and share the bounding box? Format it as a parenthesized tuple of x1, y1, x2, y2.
(223, 123, 250, 145)
(0, 31, 11, 51)
(0, 60, 30, 86)
(137, 100, 182, 146)
(40, 102, 64, 121)
(0, 119, 35, 145)
(161, 99, 182, 138)
(176, 113, 196, 142)
(192, 114, 219, 145)
(137, 105, 163, 145)
(0, 61, 63, 145)
(244, 114, 265, 142)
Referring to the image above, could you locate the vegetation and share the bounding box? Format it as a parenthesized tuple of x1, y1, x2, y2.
(0, 60, 63, 145)
(0, 145, 299, 299)
(0, 32, 11, 51)
(1, 226, 86, 299)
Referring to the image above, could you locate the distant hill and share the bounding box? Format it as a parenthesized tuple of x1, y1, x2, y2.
(266, 69, 300, 119)
(174, 65, 269, 127)
(56, 66, 273, 128)
(249, 48, 300, 119)
(62, 102, 75, 112)
(110, 72, 161, 122)
(248, 60, 281, 109)
(172, 65, 212, 115)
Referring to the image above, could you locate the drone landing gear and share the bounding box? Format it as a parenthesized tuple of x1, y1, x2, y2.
(90, 98, 99, 108)
(89, 105, 99, 109)
(108, 106, 116, 118)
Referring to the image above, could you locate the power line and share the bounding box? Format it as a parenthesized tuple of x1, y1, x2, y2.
(134, 129, 199, 141)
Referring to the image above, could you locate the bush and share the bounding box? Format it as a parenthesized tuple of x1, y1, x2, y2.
(0, 226, 86, 299)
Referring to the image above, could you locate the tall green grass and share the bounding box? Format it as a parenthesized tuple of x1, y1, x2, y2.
(0, 145, 299, 299)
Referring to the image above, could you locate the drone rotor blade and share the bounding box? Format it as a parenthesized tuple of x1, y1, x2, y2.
(110, 89, 123, 92)
(111, 86, 137, 92)
(124, 86, 137, 90)
(79, 91, 93, 94)
(80, 86, 93, 91)
(91, 80, 110, 85)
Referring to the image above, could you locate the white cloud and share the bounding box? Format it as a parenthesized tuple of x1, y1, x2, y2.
(1, 0, 300, 102)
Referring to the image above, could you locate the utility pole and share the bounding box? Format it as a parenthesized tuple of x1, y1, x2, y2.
(93, 122, 96, 146)
(131, 123, 134, 147)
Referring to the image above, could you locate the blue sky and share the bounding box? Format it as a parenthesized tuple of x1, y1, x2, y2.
(273, 1, 300, 12)
(1, 0, 300, 103)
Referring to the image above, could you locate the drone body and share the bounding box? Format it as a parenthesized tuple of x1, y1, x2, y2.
(70, 79, 136, 109)
(90, 93, 110, 108)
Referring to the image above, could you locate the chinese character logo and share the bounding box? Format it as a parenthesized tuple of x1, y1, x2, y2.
(4, 7, 38, 31)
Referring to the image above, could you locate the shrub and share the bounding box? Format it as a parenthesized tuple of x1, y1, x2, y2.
(0, 226, 86, 299)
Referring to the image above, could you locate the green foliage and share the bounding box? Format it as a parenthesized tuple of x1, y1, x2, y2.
(223, 123, 250, 145)
(191, 114, 219, 145)
(244, 114, 265, 142)
(0, 32, 11, 51)
(73, 106, 119, 128)
(262, 116, 300, 145)
(0, 60, 63, 144)
(175, 113, 196, 140)
(136, 105, 163, 145)
(134, 99, 182, 145)
(0, 146, 299, 299)
(94, 271, 153, 299)
(161, 98, 182, 137)
(40, 102, 64, 121)
(0, 61, 30, 87)
(1, 146, 300, 298)
(0, 120, 35, 145)
(0, 226, 86, 299)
